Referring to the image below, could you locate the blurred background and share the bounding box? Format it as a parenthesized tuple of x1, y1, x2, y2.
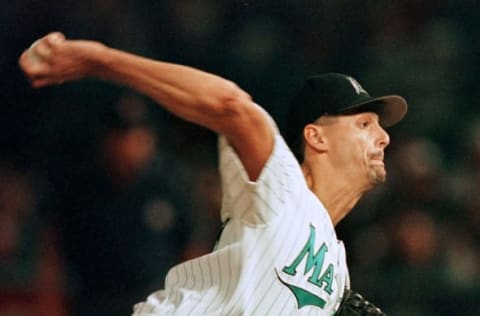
(0, 0, 479, 315)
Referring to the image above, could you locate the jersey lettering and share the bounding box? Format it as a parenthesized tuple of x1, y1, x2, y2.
(277, 224, 335, 309)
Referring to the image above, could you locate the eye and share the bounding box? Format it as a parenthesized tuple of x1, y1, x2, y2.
(359, 119, 370, 128)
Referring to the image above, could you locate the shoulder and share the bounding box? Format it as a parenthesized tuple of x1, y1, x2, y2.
(221, 104, 278, 181)
(219, 131, 309, 224)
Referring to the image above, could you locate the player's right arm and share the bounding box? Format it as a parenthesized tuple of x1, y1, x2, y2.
(19, 32, 274, 181)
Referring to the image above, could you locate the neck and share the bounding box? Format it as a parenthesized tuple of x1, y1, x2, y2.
(301, 162, 370, 226)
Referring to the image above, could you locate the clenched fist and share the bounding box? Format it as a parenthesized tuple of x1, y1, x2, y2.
(19, 32, 107, 88)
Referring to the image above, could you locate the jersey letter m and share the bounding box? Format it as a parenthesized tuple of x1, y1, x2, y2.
(279, 224, 334, 309)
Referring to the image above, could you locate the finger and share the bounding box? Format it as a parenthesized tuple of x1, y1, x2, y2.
(19, 50, 52, 79)
(30, 32, 64, 49)
(19, 50, 29, 67)
(19, 50, 37, 72)
(45, 32, 66, 47)
(46, 32, 65, 45)
(31, 76, 59, 88)
(28, 32, 66, 65)
(31, 39, 52, 60)
(19, 49, 48, 71)
(31, 78, 51, 88)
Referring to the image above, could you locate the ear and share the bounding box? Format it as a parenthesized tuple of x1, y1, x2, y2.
(303, 124, 327, 153)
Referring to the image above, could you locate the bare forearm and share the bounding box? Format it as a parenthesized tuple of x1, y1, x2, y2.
(93, 47, 250, 132)
(19, 33, 275, 180)
(20, 33, 252, 134)
(92, 48, 272, 179)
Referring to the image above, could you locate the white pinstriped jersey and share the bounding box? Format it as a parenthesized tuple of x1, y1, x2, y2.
(133, 129, 350, 316)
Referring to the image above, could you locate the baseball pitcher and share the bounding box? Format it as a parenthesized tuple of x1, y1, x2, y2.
(19, 32, 407, 315)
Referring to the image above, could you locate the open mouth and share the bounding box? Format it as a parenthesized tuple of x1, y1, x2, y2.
(369, 151, 384, 165)
(369, 158, 385, 167)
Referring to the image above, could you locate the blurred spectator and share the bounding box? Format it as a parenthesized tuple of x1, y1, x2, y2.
(180, 164, 222, 260)
(387, 138, 450, 213)
(381, 207, 451, 316)
(443, 116, 480, 313)
(0, 163, 65, 316)
(348, 136, 480, 315)
(450, 116, 480, 210)
(55, 94, 194, 316)
(3, 1, 480, 314)
(362, 0, 468, 145)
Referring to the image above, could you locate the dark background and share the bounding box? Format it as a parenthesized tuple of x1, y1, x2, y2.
(1, 1, 479, 315)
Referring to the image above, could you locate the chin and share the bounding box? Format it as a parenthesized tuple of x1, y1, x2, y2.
(369, 167, 386, 185)
(373, 174, 386, 184)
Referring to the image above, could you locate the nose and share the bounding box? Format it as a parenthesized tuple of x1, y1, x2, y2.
(377, 125, 390, 149)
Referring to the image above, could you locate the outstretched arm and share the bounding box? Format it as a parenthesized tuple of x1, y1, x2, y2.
(19, 32, 274, 180)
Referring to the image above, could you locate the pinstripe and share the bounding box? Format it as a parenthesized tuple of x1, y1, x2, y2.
(228, 181, 247, 207)
(206, 251, 214, 286)
(180, 262, 188, 288)
(248, 192, 311, 315)
(181, 260, 204, 315)
(221, 224, 265, 315)
(252, 203, 267, 224)
(222, 162, 242, 191)
(197, 256, 205, 291)
(197, 255, 218, 312)
(238, 199, 255, 222)
(261, 164, 287, 204)
(232, 200, 301, 314)
(223, 151, 309, 315)
(232, 193, 252, 218)
(187, 260, 219, 315)
(185, 261, 194, 289)
(219, 240, 233, 315)
(266, 290, 291, 315)
(215, 251, 230, 310)
(132, 134, 349, 316)
(167, 267, 180, 307)
(202, 251, 222, 313)
(255, 190, 280, 216)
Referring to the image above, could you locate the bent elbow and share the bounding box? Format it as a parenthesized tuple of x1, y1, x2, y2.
(224, 80, 252, 108)
(205, 80, 253, 118)
(189, 79, 260, 134)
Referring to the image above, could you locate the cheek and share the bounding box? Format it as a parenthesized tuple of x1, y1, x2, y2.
(346, 141, 373, 175)
(330, 138, 365, 168)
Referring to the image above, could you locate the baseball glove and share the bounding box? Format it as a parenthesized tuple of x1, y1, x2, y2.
(334, 289, 386, 316)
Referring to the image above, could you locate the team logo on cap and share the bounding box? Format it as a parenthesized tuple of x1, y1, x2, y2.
(346, 76, 367, 95)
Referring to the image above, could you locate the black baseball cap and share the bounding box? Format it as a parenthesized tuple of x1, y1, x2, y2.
(285, 73, 408, 161)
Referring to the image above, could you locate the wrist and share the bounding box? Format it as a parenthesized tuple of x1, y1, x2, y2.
(85, 42, 111, 78)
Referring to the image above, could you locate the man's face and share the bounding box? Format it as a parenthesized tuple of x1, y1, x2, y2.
(321, 112, 390, 186)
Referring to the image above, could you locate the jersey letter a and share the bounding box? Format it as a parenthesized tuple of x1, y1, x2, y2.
(277, 224, 334, 309)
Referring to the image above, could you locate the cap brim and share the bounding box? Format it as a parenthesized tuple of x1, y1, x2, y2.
(341, 95, 408, 127)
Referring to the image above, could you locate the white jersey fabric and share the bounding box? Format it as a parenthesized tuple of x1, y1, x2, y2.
(133, 128, 350, 316)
